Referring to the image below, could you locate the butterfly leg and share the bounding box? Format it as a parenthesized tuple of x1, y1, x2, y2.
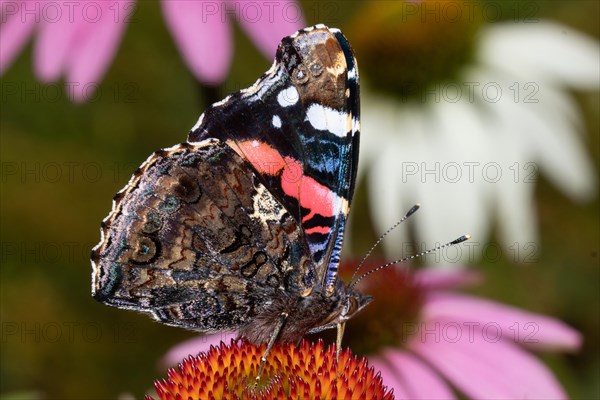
(256, 312, 288, 382)
(336, 322, 346, 361)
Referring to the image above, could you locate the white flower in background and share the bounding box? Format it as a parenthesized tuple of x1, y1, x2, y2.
(358, 21, 599, 263)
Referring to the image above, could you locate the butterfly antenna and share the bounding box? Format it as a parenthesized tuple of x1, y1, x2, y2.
(349, 234, 471, 289)
(348, 204, 421, 285)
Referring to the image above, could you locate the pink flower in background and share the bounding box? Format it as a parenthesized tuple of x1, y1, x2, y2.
(367, 268, 581, 399)
(162, 267, 581, 399)
(161, 0, 304, 85)
(1, 0, 305, 102)
(0, 0, 134, 102)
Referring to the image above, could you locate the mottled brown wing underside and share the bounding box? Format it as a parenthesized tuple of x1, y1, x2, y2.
(91, 140, 315, 332)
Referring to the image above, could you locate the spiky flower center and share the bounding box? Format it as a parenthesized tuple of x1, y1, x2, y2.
(149, 339, 393, 400)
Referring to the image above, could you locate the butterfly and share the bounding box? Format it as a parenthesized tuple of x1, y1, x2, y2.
(91, 25, 370, 369)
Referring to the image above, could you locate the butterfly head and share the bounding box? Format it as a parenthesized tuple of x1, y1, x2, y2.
(306, 278, 372, 335)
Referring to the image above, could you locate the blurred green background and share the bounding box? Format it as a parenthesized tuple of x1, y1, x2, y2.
(1, 1, 598, 398)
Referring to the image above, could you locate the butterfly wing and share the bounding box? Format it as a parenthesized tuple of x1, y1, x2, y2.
(91, 140, 315, 332)
(189, 25, 360, 294)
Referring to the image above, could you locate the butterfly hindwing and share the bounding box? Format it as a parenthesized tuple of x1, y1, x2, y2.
(91, 140, 315, 332)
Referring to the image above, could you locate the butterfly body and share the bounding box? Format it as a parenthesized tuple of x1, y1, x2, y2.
(91, 25, 370, 346)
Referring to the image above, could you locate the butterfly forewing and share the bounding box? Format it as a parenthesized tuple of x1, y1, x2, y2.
(188, 26, 360, 291)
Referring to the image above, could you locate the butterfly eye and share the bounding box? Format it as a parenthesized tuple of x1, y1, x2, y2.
(345, 296, 359, 317)
(292, 65, 310, 84)
(309, 62, 324, 77)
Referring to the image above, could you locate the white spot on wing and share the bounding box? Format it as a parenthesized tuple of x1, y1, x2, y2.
(277, 86, 299, 107)
(306, 104, 349, 137)
(272, 115, 282, 128)
(352, 117, 360, 135)
(348, 67, 357, 80)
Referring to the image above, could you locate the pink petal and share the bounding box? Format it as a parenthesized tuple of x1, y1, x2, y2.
(0, 0, 37, 74)
(65, 0, 132, 102)
(230, 0, 305, 59)
(422, 292, 582, 352)
(369, 355, 410, 399)
(33, 1, 78, 82)
(374, 348, 456, 399)
(161, 0, 232, 85)
(413, 267, 482, 290)
(410, 323, 568, 399)
(161, 331, 238, 367)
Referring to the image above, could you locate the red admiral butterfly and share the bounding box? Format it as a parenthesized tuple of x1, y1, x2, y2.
(91, 25, 368, 371)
